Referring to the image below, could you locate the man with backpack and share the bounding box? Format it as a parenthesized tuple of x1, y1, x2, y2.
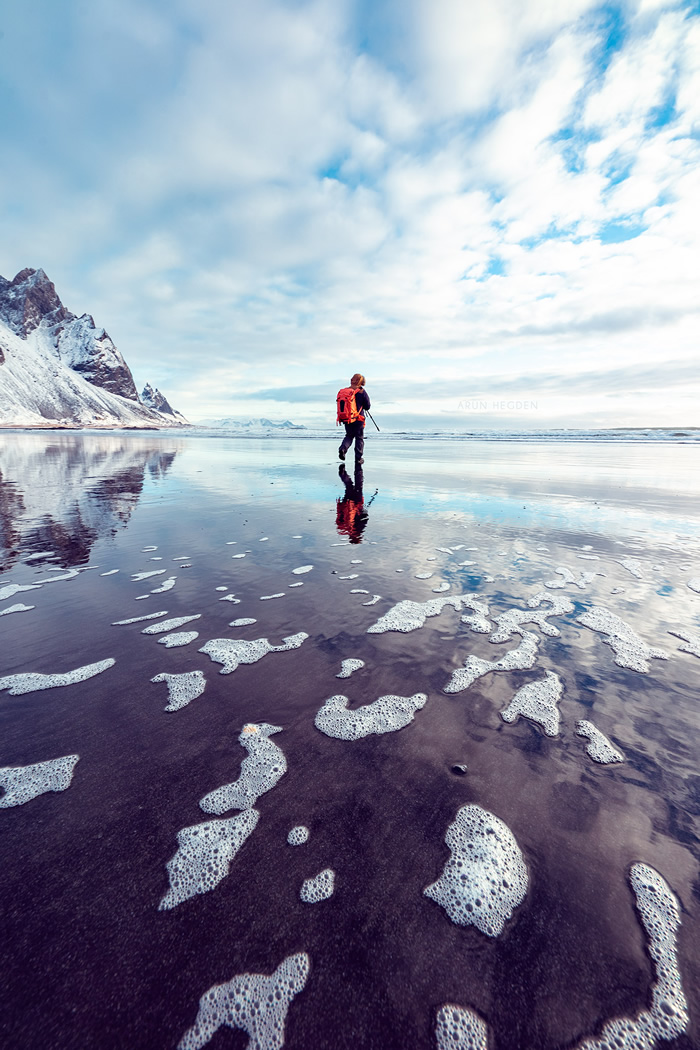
(337, 373, 370, 464)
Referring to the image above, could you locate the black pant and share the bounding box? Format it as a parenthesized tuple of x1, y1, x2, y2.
(340, 421, 365, 458)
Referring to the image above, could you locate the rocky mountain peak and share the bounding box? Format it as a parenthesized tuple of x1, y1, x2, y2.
(0, 267, 71, 338)
(141, 383, 176, 417)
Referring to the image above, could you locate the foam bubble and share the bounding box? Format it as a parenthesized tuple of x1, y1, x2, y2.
(688, 578, 700, 593)
(500, 670, 563, 736)
(131, 570, 166, 581)
(576, 864, 688, 1048)
(287, 825, 309, 845)
(0, 658, 115, 696)
(200, 633, 308, 674)
(576, 720, 624, 763)
(142, 546, 158, 552)
(435, 1004, 489, 1050)
(424, 804, 528, 936)
(218, 594, 241, 603)
(199, 723, 286, 815)
(488, 594, 574, 643)
(362, 595, 382, 606)
(444, 633, 539, 694)
(545, 566, 596, 590)
(37, 568, 81, 584)
(0, 583, 41, 600)
(151, 577, 176, 593)
(0, 603, 34, 616)
(0, 754, 79, 808)
(577, 607, 669, 672)
(578, 554, 600, 561)
(152, 671, 207, 712)
(100, 569, 120, 576)
(350, 589, 369, 594)
(436, 547, 453, 555)
(289, 582, 304, 588)
(351, 559, 362, 564)
(142, 615, 202, 635)
(229, 618, 257, 627)
(177, 951, 310, 1050)
(158, 631, 200, 648)
(300, 869, 335, 904)
(459, 598, 491, 634)
(135, 595, 150, 600)
(315, 693, 427, 740)
(617, 558, 644, 579)
(336, 659, 365, 679)
(292, 565, 313, 575)
(231, 553, 246, 559)
(173, 556, 190, 561)
(159, 809, 259, 910)
(433, 582, 450, 593)
(112, 610, 169, 625)
(338, 574, 359, 580)
(415, 572, 434, 580)
(668, 629, 700, 658)
(369, 594, 483, 634)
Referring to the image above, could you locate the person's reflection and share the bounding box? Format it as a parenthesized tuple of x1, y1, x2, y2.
(336, 464, 369, 544)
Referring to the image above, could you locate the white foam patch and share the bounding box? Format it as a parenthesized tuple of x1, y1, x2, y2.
(151, 557, 163, 561)
(260, 593, 285, 600)
(500, 670, 563, 736)
(369, 594, 485, 634)
(0, 583, 41, 600)
(350, 589, 369, 594)
(577, 607, 669, 672)
(617, 558, 644, 579)
(287, 825, 309, 845)
(100, 569, 120, 576)
(113, 610, 169, 625)
(576, 720, 624, 763)
(177, 952, 310, 1050)
(444, 633, 539, 694)
(0, 658, 115, 696)
(433, 582, 450, 593)
(489, 594, 574, 642)
(338, 574, 359, 580)
(173, 556, 190, 560)
(576, 864, 688, 1049)
(219, 594, 240, 603)
(142, 615, 202, 635)
(460, 598, 491, 634)
(200, 723, 286, 814)
(37, 568, 81, 583)
(229, 618, 257, 627)
(0, 603, 34, 616)
(435, 1004, 489, 1050)
(687, 578, 700, 593)
(578, 554, 600, 560)
(142, 546, 158, 552)
(23, 551, 54, 561)
(315, 693, 427, 740)
(300, 868, 335, 904)
(152, 671, 207, 712)
(216, 587, 227, 591)
(151, 577, 176, 593)
(545, 566, 596, 590)
(668, 629, 700, 658)
(159, 810, 260, 910)
(289, 582, 304, 588)
(131, 570, 166, 581)
(231, 553, 246, 559)
(292, 565, 313, 575)
(363, 595, 382, 606)
(424, 804, 528, 936)
(292, 535, 302, 538)
(610, 587, 625, 595)
(200, 633, 308, 674)
(259, 537, 268, 541)
(351, 559, 362, 564)
(0, 754, 79, 808)
(415, 572, 434, 580)
(135, 595, 150, 600)
(158, 631, 199, 648)
(436, 547, 453, 555)
(336, 659, 365, 678)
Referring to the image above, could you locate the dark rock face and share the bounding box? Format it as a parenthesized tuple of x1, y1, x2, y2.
(0, 268, 139, 401)
(141, 383, 176, 417)
(0, 268, 69, 337)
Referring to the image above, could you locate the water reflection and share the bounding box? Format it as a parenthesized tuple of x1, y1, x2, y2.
(336, 464, 372, 544)
(0, 433, 181, 570)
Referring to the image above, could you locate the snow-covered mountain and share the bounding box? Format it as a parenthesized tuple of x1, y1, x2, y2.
(0, 268, 188, 428)
(200, 417, 306, 431)
(141, 383, 189, 425)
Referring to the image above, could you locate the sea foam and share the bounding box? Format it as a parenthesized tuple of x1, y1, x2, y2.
(300, 869, 335, 903)
(0, 603, 34, 616)
(489, 594, 574, 642)
(287, 826, 309, 845)
(159, 809, 259, 910)
(199, 723, 286, 815)
(315, 693, 427, 740)
(158, 631, 199, 647)
(424, 804, 528, 936)
(142, 615, 202, 634)
(577, 607, 668, 672)
(500, 670, 563, 736)
(576, 720, 624, 763)
(199, 633, 308, 674)
(151, 671, 207, 712)
(444, 633, 538, 694)
(0, 754, 79, 808)
(435, 1004, 489, 1050)
(369, 594, 487, 634)
(177, 952, 310, 1050)
(0, 658, 115, 696)
(336, 659, 365, 678)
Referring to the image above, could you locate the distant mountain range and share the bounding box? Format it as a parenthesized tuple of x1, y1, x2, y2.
(200, 418, 306, 431)
(0, 268, 188, 428)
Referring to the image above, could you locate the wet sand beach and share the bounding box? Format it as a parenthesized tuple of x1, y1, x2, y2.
(1, 431, 699, 1050)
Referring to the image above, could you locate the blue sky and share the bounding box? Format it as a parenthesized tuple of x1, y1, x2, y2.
(1, 0, 698, 428)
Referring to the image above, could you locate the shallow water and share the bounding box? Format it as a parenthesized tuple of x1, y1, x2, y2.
(1, 431, 699, 1050)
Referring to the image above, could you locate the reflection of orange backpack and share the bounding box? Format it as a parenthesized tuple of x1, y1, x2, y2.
(336, 498, 363, 536)
(336, 386, 365, 425)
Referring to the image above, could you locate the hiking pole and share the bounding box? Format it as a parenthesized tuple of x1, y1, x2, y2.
(366, 410, 380, 432)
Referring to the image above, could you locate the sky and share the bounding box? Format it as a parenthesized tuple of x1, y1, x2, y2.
(0, 0, 699, 430)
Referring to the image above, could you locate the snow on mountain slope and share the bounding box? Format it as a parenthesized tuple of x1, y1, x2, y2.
(0, 268, 188, 428)
(141, 383, 189, 425)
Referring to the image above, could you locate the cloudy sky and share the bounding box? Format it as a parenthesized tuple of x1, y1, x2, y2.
(1, 0, 698, 429)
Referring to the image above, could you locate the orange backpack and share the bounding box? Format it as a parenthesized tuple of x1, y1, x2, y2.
(336, 386, 365, 425)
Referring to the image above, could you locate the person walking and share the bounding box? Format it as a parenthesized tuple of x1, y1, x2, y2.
(337, 373, 370, 464)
